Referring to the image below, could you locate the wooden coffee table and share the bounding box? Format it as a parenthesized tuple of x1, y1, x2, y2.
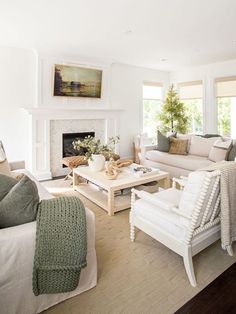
(73, 165, 170, 216)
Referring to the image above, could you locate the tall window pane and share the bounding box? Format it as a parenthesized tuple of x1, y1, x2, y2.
(217, 97, 231, 137)
(179, 81, 203, 134)
(143, 83, 162, 139)
(216, 77, 236, 137)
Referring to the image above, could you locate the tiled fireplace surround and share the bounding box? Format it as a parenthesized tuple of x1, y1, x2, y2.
(24, 108, 122, 180)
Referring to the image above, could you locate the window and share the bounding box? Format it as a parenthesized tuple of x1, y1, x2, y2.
(142, 82, 162, 139)
(179, 81, 203, 134)
(215, 77, 236, 137)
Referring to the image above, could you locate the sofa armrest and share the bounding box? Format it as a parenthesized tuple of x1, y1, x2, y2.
(9, 160, 25, 171)
(140, 144, 156, 159)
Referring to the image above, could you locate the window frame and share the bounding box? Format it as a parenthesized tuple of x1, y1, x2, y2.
(142, 81, 163, 139)
(178, 80, 204, 134)
(215, 76, 236, 137)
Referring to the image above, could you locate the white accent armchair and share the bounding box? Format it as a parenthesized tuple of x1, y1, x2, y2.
(130, 170, 221, 287)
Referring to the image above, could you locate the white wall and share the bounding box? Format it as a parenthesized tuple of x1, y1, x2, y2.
(0, 46, 37, 162)
(170, 58, 236, 134)
(0, 47, 170, 165)
(110, 63, 170, 158)
(35, 56, 170, 160)
(2, 46, 235, 164)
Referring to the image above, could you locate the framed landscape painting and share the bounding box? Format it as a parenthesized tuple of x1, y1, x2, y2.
(53, 64, 102, 98)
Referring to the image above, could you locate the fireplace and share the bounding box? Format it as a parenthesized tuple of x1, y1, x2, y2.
(62, 132, 95, 158)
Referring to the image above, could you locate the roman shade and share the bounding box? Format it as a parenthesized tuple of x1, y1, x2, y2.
(178, 81, 203, 100)
(215, 76, 236, 98)
(143, 81, 163, 100)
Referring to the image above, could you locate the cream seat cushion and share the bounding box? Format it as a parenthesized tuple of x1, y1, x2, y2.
(146, 150, 213, 171)
(133, 188, 189, 240)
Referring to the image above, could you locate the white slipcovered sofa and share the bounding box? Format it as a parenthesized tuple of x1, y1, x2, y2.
(140, 135, 231, 178)
(0, 163, 97, 314)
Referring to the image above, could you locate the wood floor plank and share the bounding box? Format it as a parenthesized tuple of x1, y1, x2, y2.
(175, 262, 236, 314)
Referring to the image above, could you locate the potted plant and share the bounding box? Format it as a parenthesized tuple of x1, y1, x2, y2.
(73, 136, 119, 171)
(158, 84, 189, 134)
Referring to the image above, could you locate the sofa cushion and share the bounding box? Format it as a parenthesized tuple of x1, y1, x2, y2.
(169, 138, 188, 155)
(0, 174, 39, 228)
(146, 150, 213, 171)
(208, 138, 232, 162)
(0, 141, 11, 176)
(189, 135, 220, 157)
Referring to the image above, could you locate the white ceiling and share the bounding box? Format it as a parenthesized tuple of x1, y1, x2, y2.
(0, 0, 236, 70)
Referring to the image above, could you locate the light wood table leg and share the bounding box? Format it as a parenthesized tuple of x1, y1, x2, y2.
(108, 189, 115, 216)
(163, 175, 171, 189)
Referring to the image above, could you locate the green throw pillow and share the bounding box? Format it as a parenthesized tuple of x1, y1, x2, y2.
(157, 131, 176, 152)
(0, 174, 39, 228)
(157, 131, 169, 152)
(0, 174, 18, 201)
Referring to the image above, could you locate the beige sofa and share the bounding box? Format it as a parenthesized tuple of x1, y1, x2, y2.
(139, 135, 232, 178)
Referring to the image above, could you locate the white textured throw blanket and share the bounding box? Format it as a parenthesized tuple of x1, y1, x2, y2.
(200, 161, 236, 253)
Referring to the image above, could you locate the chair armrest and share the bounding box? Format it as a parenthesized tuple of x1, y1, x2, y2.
(140, 144, 156, 159)
(132, 189, 192, 219)
(9, 160, 25, 171)
(131, 189, 175, 211)
(172, 177, 188, 189)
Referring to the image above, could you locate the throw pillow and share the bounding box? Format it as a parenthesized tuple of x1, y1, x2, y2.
(169, 138, 188, 155)
(157, 131, 170, 152)
(157, 131, 176, 152)
(201, 134, 221, 138)
(0, 174, 39, 228)
(0, 174, 18, 201)
(209, 138, 233, 162)
(188, 135, 220, 157)
(228, 142, 236, 161)
(0, 141, 11, 176)
(177, 134, 193, 152)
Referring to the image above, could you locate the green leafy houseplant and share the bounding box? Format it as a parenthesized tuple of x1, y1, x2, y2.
(73, 136, 119, 161)
(158, 84, 189, 134)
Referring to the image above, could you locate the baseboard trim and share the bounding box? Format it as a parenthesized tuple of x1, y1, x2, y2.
(33, 171, 52, 181)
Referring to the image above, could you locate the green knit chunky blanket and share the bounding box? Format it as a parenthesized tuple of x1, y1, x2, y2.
(33, 196, 87, 296)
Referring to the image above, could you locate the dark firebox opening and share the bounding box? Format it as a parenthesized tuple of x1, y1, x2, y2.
(62, 132, 95, 166)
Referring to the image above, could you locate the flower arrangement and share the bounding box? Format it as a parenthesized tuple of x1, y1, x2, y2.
(73, 135, 119, 160)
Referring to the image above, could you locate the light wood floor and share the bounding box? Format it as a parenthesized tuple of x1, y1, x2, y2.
(42, 179, 236, 314)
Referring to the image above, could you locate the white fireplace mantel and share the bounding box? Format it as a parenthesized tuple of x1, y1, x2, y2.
(23, 107, 124, 180)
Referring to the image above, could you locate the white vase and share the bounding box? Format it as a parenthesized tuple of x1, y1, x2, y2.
(88, 154, 105, 171)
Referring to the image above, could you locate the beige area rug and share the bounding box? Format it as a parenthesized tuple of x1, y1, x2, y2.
(42, 179, 236, 314)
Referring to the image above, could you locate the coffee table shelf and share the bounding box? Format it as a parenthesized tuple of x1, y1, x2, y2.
(74, 182, 132, 212)
(73, 165, 170, 215)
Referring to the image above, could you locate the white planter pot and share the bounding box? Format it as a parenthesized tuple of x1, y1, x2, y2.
(88, 154, 105, 171)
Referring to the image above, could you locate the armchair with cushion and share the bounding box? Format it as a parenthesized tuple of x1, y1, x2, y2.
(130, 170, 221, 286)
